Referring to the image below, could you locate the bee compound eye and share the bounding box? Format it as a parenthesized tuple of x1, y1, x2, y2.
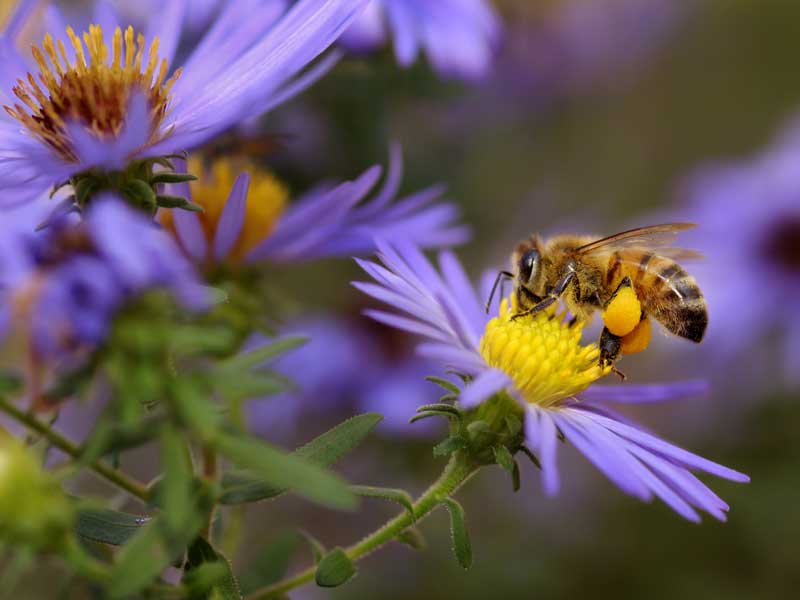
(519, 249, 540, 282)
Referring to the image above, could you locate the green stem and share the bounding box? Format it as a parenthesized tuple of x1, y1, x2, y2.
(0, 396, 150, 502)
(245, 452, 479, 600)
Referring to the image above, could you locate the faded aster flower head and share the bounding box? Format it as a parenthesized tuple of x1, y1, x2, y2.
(676, 118, 800, 387)
(339, 0, 501, 81)
(248, 312, 444, 442)
(0, 0, 368, 207)
(0, 193, 205, 358)
(354, 242, 749, 522)
(160, 144, 469, 268)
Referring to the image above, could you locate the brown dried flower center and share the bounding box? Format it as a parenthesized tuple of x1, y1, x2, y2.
(4, 25, 181, 164)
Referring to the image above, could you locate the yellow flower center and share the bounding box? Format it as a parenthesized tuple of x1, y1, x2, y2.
(161, 156, 288, 263)
(479, 297, 611, 408)
(4, 24, 180, 163)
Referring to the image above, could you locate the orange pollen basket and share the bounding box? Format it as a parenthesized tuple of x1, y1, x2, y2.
(4, 24, 181, 164)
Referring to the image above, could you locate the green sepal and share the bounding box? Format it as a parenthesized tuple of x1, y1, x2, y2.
(315, 548, 356, 588)
(75, 507, 151, 546)
(416, 403, 461, 419)
(443, 498, 472, 569)
(519, 446, 542, 469)
(156, 194, 204, 212)
(433, 436, 468, 458)
(150, 172, 198, 184)
(424, 376, 460, 394)
(493, 445, 515, 472)
(123, 179, 157, 210)
(409, 409, 459, 424)
(511, 460, 521, 492)
(504, 414, 523, 437)
(350, 485, 414, 519)
(74, 177, 97, 207)
(396, 526, 426, 550)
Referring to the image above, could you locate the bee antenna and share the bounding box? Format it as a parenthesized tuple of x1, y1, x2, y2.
(485, 271, 513, 314)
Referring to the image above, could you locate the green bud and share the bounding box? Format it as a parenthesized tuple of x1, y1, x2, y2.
(0, 434, 73, 550)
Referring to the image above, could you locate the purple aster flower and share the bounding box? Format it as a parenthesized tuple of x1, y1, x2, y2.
(160, 144, 469, 267)
(0, 193, 204, 358)
(675, 121, 800, 386)
(339, 0, 501, 81)
(0, 0, 368, 202)
(354, 242, 749, 522)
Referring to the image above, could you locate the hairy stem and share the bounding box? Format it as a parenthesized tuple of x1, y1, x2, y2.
(245, 452, 479, 600)
(0, 396, 150, 502)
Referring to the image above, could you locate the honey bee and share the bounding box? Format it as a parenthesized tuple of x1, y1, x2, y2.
(487, 224, 707, 376)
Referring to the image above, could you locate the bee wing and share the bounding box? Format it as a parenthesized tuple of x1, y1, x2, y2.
(576, 223, 698, 256)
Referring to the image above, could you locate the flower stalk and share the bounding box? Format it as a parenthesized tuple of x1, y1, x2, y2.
(245, 451, 479, 600)
(0, 396, 150, 502)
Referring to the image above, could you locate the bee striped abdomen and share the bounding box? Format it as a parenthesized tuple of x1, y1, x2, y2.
(650, 257, 707, 343)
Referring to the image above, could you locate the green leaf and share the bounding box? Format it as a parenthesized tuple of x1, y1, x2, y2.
(297, 530, 326, 564)
(160, 427, 202, 537)
(219, 413, 383, 505)
(350, 486, 414, 518)
(396, 527, 426, 551)
(433, 436, 468, 458)
(184, 537, 242, 600)
(75, 507, 151, 546)
(213, 371, 289, 400)
(315, 548, 355, 588)
(214, 433, 356, 510)
(220, 337, 307, 371)
(107, 518, 188, 598)
(238, 532, 300, 595)
(444, 499, 472, 570)
(424, 376, 460, 394)
(493, 445, 515, 472)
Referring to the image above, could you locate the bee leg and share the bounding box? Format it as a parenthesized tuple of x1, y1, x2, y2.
(485, 270, 514, 313)
(512, 271, 575, 320)
(599, 326, 623, 375)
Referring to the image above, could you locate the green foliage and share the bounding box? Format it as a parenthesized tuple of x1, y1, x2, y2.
(214, 432, 356, 510)
(351, 485, 415, 518)
(396, 527, 427, 551)
(443, 499, 472, 570)
(219, 413, 383, 504)
(315, 548, 356, 588)
(238, 532, 301, 594)
(75, 507, 150, 546)
(183, 537, 242, 599)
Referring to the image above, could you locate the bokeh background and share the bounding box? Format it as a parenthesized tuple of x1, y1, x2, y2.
(14, 0, 800, 598)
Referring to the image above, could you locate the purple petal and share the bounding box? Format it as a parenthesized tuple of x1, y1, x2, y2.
(525, 408, 561, 495)
(579, 380, 710, 405)
(458, 368, 511, 409)
(213, 172, 250, 260)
